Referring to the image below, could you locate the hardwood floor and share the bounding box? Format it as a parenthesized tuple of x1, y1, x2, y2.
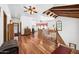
(18, 32, 56, 54)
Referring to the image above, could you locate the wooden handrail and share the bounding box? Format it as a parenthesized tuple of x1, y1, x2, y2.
(56, 31, 66, 45)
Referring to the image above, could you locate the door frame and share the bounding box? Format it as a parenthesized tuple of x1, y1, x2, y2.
(3, 11, 7, 42)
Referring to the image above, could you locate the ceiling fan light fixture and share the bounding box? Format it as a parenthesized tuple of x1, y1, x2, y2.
(24, 6, 38, 15)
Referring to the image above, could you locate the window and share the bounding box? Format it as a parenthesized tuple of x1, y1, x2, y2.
(14, 23, 19, 36)
(56, 20, 62, 31)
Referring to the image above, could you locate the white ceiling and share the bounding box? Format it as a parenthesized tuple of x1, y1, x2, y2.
(7, 4, 68, 20)
(8, 4, 24, 18)
(7, 4, 65, 19)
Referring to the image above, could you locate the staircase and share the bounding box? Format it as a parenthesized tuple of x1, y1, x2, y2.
(56, 31, 66, 45)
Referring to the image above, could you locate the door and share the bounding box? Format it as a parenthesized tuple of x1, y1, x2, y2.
(3, 12, 7, 42)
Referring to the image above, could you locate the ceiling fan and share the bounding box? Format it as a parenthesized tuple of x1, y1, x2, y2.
(24, 6, 38, 15)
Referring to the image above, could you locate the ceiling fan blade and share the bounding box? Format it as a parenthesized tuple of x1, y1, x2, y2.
(24, 6, 27, 9)
(33, 7, 35, 9)
(30, 11, 32, 14)
(24, 10, 27, 12)
(29, 6, 32, 9)
(34, 11, 37, 13)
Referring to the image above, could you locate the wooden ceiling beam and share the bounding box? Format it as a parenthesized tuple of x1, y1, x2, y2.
(50, 4, 79, 9)
(51, 10, 79, 14)
(50, 8, 79, 10)
(43, 4, 79, 18)
(57, 13, 79, 18)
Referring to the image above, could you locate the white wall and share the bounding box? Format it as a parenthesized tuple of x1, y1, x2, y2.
(0, 4, 11, 24)
(0, 8, 4, 46)
(56, 16, 79, 50)
(0, 5, 11, 46)
(20, 16, 36, 34)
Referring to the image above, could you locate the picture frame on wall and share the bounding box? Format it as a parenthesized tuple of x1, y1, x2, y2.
(69, 43, 76, 50)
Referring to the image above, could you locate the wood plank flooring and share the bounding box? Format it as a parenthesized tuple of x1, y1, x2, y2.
(18, 32, 56, 54)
